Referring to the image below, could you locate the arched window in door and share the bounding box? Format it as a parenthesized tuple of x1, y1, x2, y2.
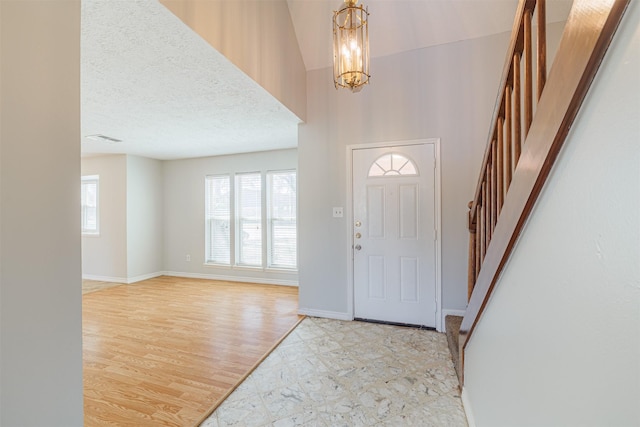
(368, 153, 418, 177)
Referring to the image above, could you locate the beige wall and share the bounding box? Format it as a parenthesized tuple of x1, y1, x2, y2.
(126, 155, 164, 280)
(163, 149, 298, 285)
(81, 155, 164, 282)
(81, 155, 128, 280)
(161, 0, 306, 121)
(297, 22, 566, 324)
(0, 1, 83, 424)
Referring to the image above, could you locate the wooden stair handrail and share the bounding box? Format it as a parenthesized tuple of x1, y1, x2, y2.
(459, 0, 630, 385)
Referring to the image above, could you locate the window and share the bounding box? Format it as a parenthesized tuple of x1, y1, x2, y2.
(268, 171, 297, 269)
(204, 170, 297, 270)
(205, 175, 231, 264)
(236, 173, 262, 267)
(81, 175, 99, 234)
(368, 153, 418, 176)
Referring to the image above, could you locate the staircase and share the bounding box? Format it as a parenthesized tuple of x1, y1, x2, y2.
(450, 0, 630, 387)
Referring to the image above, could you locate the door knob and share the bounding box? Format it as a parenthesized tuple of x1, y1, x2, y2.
(354, 244, 362, 250)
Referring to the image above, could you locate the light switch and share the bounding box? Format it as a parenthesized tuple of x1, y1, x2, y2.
(333, 207, 344, 218)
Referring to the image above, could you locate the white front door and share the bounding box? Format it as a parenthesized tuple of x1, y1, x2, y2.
(352, 143, 437, 327)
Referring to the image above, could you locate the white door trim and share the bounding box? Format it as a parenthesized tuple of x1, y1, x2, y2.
(345, 138, 443, 331)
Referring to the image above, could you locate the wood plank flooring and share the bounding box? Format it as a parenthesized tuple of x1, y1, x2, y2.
(82, 276, 302, 426)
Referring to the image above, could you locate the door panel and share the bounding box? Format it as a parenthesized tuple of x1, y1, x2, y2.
(353, 143, 436, 327)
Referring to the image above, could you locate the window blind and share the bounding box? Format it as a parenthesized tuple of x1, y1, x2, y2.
(268, 171, 297, 269)
(236, 173, 262, 266)
(205, 175, 231, 264)
(81, 176, 99, 234)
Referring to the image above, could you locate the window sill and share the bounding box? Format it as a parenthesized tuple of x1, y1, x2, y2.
(202, 263, 297, 274)
(82, 232, 100, 237)
(265, 267, 298, 274)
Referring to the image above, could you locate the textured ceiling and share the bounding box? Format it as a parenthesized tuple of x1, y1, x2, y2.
(81, 0, 301, 160)
(81, 0, 572, 160)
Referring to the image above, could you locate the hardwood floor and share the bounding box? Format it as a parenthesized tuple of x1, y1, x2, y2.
(82, 276, 302, 426)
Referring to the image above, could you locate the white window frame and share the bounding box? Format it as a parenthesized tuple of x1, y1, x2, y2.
(235, 172, 263, 268)
(204, 170, 298, 272)
(267, 170, 297, 270)
(205, 174, 232, 265)
(81, 175, 100, 235)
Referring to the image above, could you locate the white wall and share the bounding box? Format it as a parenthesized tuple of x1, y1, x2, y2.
(160, 0, 306, 121)
(126, 155, 164, 280)
(464, 3, 640, 425)
(81, 155, 128, 280)
(163, 149, 298, 285)
(0, 1, 84, 425)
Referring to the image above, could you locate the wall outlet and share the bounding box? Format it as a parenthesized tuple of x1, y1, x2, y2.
(333, 207, 344, 218)
(186, 254, 191, 262)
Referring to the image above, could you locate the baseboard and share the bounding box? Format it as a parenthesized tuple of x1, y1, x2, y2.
(442, 308, 466, 332)
(82, 274, 128, 283)
(461, 387, 477, 427)
(83, 272, 163, 284)
(298, 308, 352, 321)
(126, 272, 162, 284)
(161, 271, 298, 287)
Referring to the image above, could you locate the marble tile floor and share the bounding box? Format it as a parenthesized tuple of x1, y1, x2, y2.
(201, 317, 468, 427)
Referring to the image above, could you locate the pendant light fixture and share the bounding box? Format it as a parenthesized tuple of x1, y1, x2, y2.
(333, 0, 370, 92)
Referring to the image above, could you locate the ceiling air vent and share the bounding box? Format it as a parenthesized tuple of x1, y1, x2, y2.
(84, 134, 122, 143)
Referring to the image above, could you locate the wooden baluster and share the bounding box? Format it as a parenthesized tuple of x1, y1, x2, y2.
(485, 168, 492, 242)
(496, 118, 504, 212)
(491, 142, 498, 233)
(481, 182, 487, 259)
(468, 202, 476, 301)
(475, 206, 481, 279)
(505, 84, 513, 188)
(537, 0, 547, 100)
(479, 205, 485, 263)
(524, 8, 533, 136)
(513, 53, 522, 172)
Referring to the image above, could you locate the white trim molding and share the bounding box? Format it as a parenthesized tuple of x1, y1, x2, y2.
(82, 274, 127, 284)
(126, 272, 162, 284)
(461, 388, 477, 427)
(82, 272, 163, 284)
(162, 271, 298, 287)
(346, 138, 443, 330)
(298, 308, 353, 321)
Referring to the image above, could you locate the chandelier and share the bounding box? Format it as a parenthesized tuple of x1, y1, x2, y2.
(333, 0, 370, 92)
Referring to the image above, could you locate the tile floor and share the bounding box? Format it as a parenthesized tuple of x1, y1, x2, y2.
(201, 317, 467, 426)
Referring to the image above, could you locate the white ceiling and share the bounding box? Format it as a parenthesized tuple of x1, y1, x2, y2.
(81, 0, 572, 160)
